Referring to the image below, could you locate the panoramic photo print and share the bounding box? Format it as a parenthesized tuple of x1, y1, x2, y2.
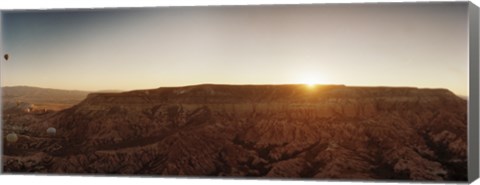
(1, 2, 470, 182)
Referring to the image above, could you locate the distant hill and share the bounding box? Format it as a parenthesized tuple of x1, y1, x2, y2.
(94, 89, 124, 93)
(2, 86, 91, 110)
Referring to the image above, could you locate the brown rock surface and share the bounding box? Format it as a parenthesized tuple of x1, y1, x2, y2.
(2, 84, 467, 181)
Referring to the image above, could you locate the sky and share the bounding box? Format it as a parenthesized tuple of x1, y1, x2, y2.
(1, 2, 469, 96)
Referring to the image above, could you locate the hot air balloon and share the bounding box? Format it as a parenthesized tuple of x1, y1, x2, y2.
(4, 54, 9, 61)
(6, 133, 18, 143)
(47, 127, 57, 136)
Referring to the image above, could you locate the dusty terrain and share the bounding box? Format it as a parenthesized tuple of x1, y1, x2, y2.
(2, 84, 467, 181)
(2, 86, 90, 111)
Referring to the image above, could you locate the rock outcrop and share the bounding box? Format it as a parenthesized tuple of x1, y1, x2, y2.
(2, 84, 467, 181)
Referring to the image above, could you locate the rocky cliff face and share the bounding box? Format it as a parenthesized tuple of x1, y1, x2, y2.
(2, 84, 467, 181)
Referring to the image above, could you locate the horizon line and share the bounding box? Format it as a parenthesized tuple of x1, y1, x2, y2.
(0, 83, 469, 97)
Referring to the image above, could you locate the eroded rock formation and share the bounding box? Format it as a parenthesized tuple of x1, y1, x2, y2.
(2, 84, 467, 181)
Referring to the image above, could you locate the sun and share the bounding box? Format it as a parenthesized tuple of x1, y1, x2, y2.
(305, 80, 317, 88)
(297, 73, 326, 88)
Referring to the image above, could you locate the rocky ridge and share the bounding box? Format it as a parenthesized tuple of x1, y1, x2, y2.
(2, 84, 467, 181)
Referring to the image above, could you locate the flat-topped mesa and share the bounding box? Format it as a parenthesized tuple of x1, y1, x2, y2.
(6, 84, 467, 180)
(16, 84, 466, 179)
(81, 84, 344, 105)
(323, 86, 459, 98)
(79, 84, 462, 105)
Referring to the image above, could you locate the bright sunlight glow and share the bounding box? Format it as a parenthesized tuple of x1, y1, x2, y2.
(297, 73, 326, 88)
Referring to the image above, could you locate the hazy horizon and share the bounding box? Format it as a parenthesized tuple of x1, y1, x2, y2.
(1, 3, 469, 96)
(0, 83, 469, 98)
